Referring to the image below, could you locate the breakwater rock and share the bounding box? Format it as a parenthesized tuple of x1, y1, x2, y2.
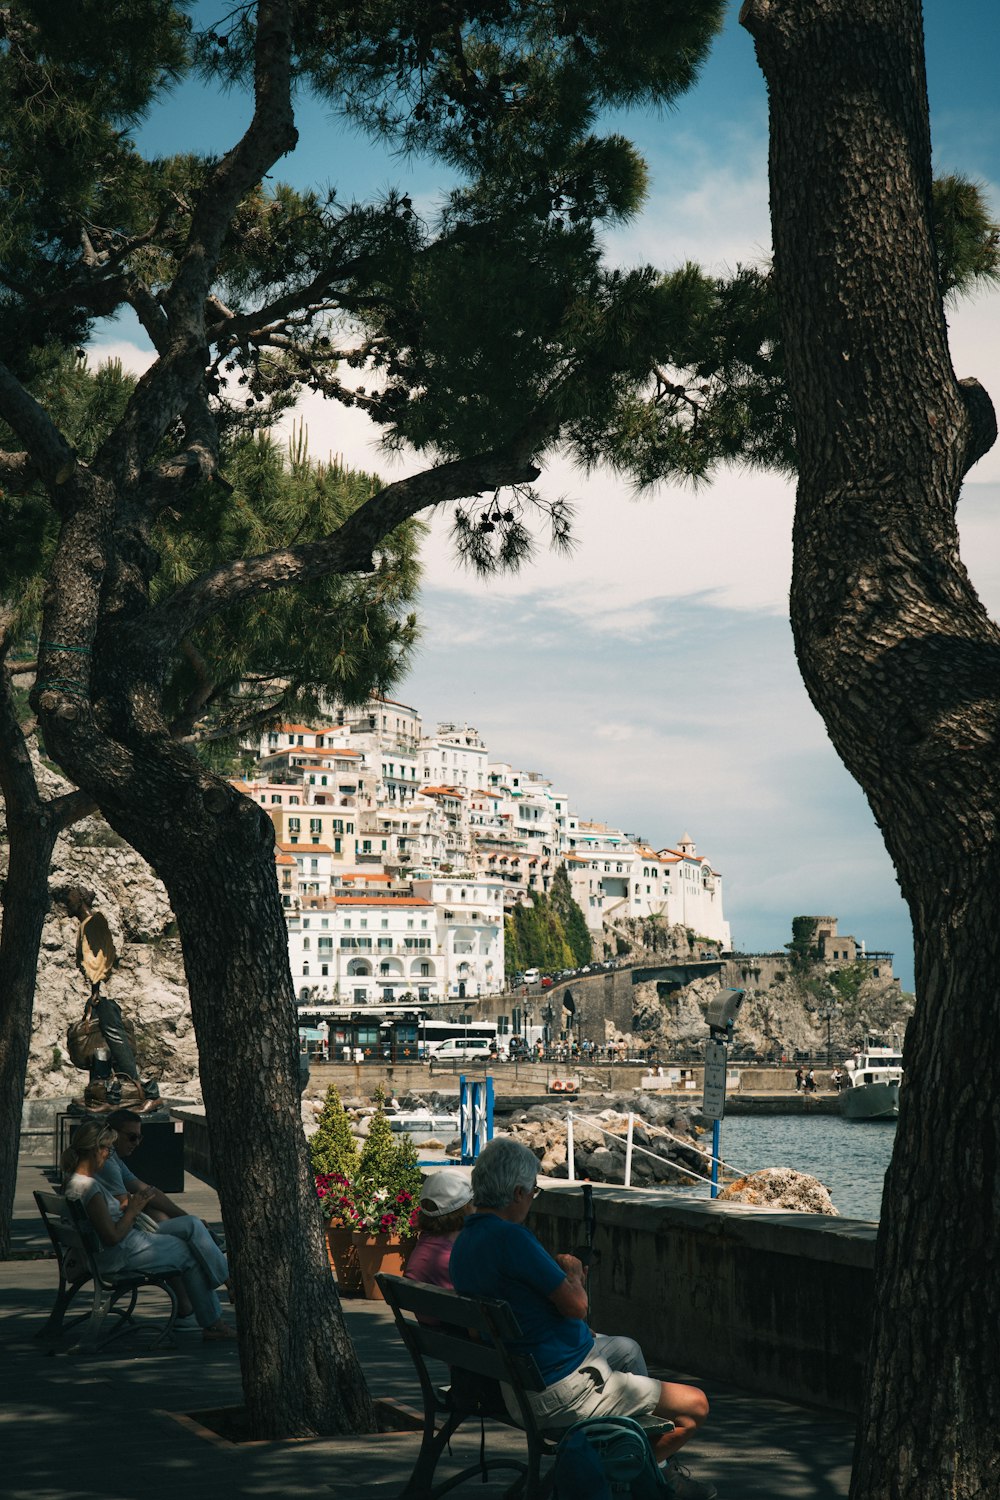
(501, 1098, 706, 1186)
(717, 1167, 838, 1215)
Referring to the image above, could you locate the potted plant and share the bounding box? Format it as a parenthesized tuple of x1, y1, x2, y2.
(347, 1089, 423, 1298)
(310, 1084, 363, 1288)
(312, 1085, 423, 1298)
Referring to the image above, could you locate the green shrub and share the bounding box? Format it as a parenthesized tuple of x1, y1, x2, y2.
(309, 1083, 360, 1179)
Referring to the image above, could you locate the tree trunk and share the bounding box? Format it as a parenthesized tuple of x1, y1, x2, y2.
(0, 658, 92, 1259)
(741, 2, 1000, 1496)
(94, 744, 375, 1435)
(0, 806, 60, 1259)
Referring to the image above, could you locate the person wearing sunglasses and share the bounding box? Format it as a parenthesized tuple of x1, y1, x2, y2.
(95, 1108, 231, 1332)
(449, 1137, 715, 1500)
(97, 1110, 186, 1223)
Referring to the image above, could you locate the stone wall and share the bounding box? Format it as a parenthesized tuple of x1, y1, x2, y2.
(530, 1184, 875, 1413)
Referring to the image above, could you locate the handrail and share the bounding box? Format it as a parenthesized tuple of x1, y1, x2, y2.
(563, 1108, 752, 1190)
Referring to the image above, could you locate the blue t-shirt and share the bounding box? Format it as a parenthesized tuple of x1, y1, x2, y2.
(95, 1150, 140, 1200)
(449, 1213, 593, 1385)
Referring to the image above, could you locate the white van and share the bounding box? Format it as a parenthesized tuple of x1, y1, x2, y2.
(429, 1036, 495, 1062)
(522, 968, 541, 986)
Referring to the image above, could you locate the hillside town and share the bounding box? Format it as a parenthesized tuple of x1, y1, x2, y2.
(232, 695, 733, 1006)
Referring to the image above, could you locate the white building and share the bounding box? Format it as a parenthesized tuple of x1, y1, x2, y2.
(410, 877, 504, 999)
(287, 880, 504, 1004)
(421, 723, 489, 790)
(566, 831, 731, 949)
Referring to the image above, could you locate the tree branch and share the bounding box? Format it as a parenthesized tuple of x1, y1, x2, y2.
(134, 443, 541, 657)
(94, 0, 299, 487)
(0, 363, 77, 494)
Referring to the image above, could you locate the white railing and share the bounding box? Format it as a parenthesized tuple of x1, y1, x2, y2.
(563, 1108, 750, 1190)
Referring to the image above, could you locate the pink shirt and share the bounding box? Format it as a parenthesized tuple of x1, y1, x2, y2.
(404, 1231, 457, 1290)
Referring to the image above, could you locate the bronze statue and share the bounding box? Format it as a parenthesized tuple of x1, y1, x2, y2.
(65, 888, 162, 1113)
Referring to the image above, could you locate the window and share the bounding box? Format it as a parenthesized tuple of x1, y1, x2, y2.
(302, 937, 310, 950)
(321, 964, 329, 976)
(288, 817, 300, 832)
(381, 919, 389, 929)
(310, 818, 322, 833)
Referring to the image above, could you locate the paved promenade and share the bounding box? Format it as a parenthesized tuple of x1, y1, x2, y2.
(3, 1157, 854, 1499)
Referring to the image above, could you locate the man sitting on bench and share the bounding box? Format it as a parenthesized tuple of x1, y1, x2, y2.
(449, 1137, 716, 1500)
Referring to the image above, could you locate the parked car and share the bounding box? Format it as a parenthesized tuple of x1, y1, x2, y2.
(428, 1037, 494, 1062)
(522, 968, 541, 986)
(540, 975, 554, 989)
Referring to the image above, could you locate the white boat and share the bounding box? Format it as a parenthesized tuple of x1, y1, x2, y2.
(386, 1107, 459, 1136)
(841, 1042, 902, 1120)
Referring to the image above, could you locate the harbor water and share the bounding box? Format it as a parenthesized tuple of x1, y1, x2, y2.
(710, 1113, 896, 1220)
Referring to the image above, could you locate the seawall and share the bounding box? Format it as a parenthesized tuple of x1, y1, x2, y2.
(531, 1183, 875, 1414)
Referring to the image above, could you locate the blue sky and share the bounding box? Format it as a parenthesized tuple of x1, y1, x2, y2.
(96, 2, 1000, 989)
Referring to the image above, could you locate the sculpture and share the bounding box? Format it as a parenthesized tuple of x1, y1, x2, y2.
(65, 887, 162, 1113)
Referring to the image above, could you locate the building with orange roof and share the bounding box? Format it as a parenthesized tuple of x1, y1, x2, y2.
(287, 877, 504, 1005)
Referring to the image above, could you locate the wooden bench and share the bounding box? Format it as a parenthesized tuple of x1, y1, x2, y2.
(377, 1273, 670, 1500)
(33, 1190, 179, 1351)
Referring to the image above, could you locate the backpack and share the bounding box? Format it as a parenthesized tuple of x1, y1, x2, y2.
(552, 1416, 667, 1500)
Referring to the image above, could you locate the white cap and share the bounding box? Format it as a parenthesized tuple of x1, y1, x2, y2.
(420, 1171, 474, 1217)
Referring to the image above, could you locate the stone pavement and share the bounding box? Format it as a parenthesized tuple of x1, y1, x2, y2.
(3, 1157, 854, 1499)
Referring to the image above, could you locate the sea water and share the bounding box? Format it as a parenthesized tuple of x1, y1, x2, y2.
(707, 1114, 896, 1220)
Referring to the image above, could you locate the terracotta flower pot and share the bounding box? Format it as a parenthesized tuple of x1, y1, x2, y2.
(353, 1232, 412, 1300)
(325, 1224, 363, 1293)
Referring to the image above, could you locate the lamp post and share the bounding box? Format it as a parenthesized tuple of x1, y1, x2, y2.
(818, 1004, 842, 1067)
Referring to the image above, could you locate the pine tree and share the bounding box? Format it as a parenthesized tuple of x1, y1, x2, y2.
(308, 1084, 360, 1179)
(357, 1092, 423, 1204)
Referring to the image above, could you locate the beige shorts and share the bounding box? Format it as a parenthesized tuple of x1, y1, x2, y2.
(503, 1353, 662, 1428)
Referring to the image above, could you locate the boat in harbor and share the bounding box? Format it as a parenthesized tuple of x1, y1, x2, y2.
(841, 1041, 902, 1120)
(386, 1107, 459, 1137)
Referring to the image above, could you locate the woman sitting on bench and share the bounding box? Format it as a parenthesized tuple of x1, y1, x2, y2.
(62, 1120, 234, 1340)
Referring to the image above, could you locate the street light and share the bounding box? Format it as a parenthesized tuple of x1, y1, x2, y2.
(818, 1004, 842, 1067)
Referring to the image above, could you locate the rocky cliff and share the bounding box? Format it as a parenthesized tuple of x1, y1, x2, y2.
(2, 761, 198, 1101)
(607, 916, 913, 1059)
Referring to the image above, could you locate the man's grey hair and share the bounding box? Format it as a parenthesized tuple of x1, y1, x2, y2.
(471, 1137, 540, 1209)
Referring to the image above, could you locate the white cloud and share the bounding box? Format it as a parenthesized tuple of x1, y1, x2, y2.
(85, 338, 157, 377)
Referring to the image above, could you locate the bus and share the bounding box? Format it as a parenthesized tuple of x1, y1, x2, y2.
(297, 1006, 499, 1063)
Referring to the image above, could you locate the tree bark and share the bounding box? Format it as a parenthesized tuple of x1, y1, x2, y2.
(0, 657, 92, 1258)
(741, 2, 1000, 1495)
(44, 720, 375, 1434)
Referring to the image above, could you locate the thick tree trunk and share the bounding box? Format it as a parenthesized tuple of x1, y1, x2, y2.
(90, 744, 375, 1436)
(741, 2, 1000, 1496)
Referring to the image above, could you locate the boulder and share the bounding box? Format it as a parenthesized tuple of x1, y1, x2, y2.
(717, 1167, 838, 1215)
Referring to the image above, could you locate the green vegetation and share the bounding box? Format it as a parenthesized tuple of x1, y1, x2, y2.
(504, 867, 592, 976)
(356, 1088, 423, 1204)
(786, 915, 821, 971)
(308, 1084, 361, 1180)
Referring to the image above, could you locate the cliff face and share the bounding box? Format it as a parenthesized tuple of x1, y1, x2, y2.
(625, 967, 911, 1060)
(1, 762, 199, 1101)
(607, 917, 913, 1059)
